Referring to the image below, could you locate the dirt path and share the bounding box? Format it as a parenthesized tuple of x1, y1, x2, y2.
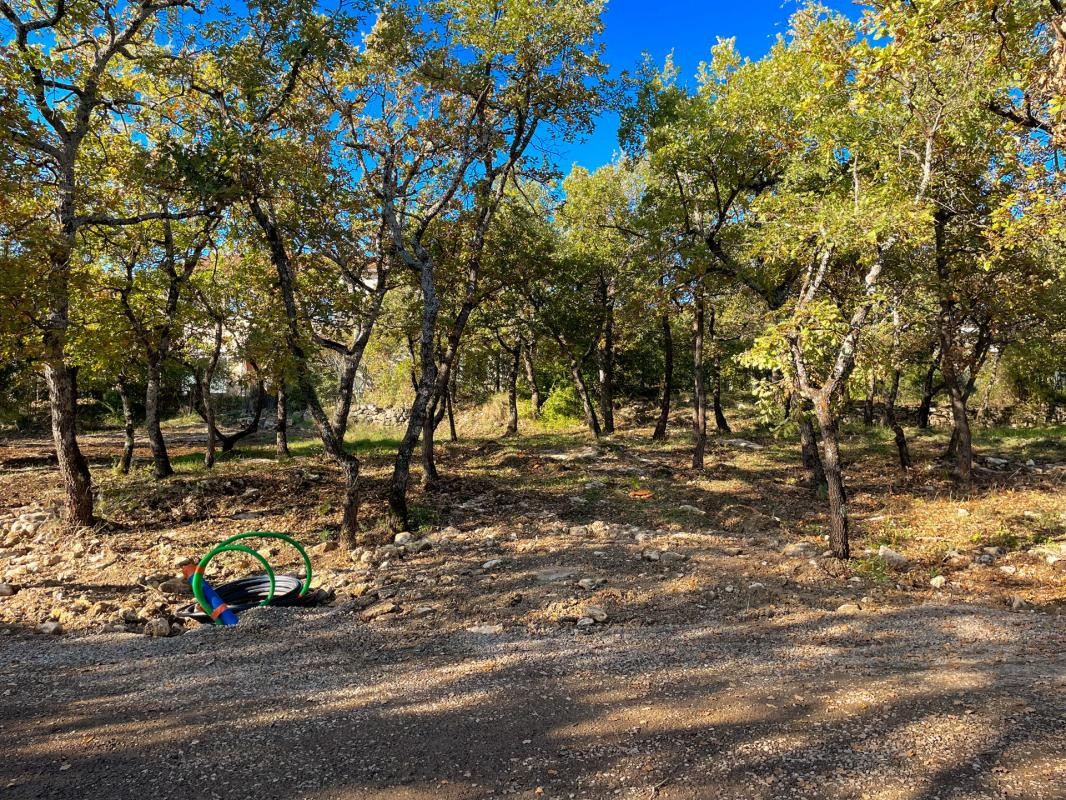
(3, 603, 1065, 800)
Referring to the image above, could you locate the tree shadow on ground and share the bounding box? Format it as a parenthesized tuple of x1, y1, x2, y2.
(2, 601, 1063, 800)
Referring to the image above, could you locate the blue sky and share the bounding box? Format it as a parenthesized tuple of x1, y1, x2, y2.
(557, 0, 858, 171)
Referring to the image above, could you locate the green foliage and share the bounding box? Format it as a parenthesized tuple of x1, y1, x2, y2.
(540, 383, 583, 423)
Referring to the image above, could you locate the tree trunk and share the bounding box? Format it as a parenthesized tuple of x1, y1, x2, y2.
(691, 284, 708, 469)
(387, 254, 441, 530)
(447, 385, 458, 441)
(276, 382, 290, 458)
(200, 320, 223, 469)
(707, 306, 731, 433)
(201, 376, 217, 469)
(331, 354, 359, 440)
(935, 210, 972, 490)
(505, 345, 519, 436)
(570, 360, 602, 437)
(652, 312, 673, 440)
(421, 414, 439, 485)
(917, 349, 940, 429)
(116, 375, 135, 474)
(863, 370, 877, 427)
(145, 357, 173, 478)
(43, 361, 94, 526)
(941, 363, 972, 489)
(796, 398, 827, 493)
(218, 378, 265, 453)
(812, 400, 850, 559)
(976, 347, 1002, 424)
(522, 341, 541, 419)
(597, 279, 616, 435)
(249, 198, 362, 547)
(885, 368, 911, 470)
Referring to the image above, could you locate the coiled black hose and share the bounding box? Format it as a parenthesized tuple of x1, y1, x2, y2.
(175, 574, 319, 624)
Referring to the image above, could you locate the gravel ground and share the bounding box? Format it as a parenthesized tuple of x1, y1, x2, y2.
(3, 602, 1065, 800)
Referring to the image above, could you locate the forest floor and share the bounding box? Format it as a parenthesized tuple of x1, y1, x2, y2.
(1, 414, 1065, 799)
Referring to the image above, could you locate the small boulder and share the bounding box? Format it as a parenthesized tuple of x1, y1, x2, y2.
(37, 621, 63, 635)
(930, 575, 947, 589)
(481, 558, 504, 570)
(158, 578, 192, 597)
(312, 540, 339, 555)
(877, 545, 909, 570)
(0, 583, 15, 597)
(144, 618, 171, 637)
(584, 605, 608, 623)
(393, 532, 415, 545)
(835, 603, 862, 615)
(361, 601, 399, 621)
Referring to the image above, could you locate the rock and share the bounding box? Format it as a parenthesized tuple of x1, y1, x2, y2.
(372, 545, 401, 563)
(158, 578, 192, 597)
(588, 520, 610, 535)
(999, 565, 1017, 576)
(974, 553, 995, 566)
(930, 575, 947, 589)
(37, 621, 63, 635)
(466, 624, 504, 634)
(0, 583, 15, 597)
(724, 438, 765, 450)
(956, 508, 971, 517)
(412, 606, 435, 617)
(659, 550, 688, 564)
(393, 532, 415, 545)
(312, 540, 339, 554)
(835, 603, 862, 614)
(783, 541, 817, 557)
(173, 556, 196, 568)
(982, 546, 1003, 556)
(481, 558, 504, 570)
(144, 618, 171, 637)
(406, 540, 432, 554)
(577, 578, 600, 591)
(985, 457, 1009, 467)
(641, 548, 661, 561)
(361, 602, 399, 621)
(1010, 595, 1029, 611)
(534, 566, 579, 583)
(678, 505, 706, 516)
(575, 617, 595, 630)
(584, 605, 608, 622)
(877, 545, 909, 570)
